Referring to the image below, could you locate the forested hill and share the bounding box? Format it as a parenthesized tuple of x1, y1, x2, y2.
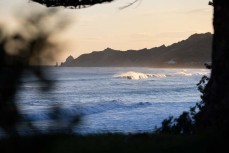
(61, 33, 212, 68)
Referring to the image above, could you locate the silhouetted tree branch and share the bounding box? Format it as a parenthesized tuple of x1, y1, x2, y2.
(119, 0, 139, 10)
(31, 0, 116, 8)
(31, 0, 140, 9)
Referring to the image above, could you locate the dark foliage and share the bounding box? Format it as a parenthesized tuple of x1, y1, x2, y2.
(31, 0, 140, 9)
(0, 9, 79, 137)
(0, 133, 228, 153)
(208, 1, 214, 6)
(156, 67, 210, 134)
(31, 0, 115, 8)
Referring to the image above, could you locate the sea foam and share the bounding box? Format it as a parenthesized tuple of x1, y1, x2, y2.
(173, 71, 209, 77)
(114, 71, 166, 80)
(114, 70, 209, 80)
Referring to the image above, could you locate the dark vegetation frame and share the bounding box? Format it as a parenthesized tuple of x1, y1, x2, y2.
(1, 0, 229, 136)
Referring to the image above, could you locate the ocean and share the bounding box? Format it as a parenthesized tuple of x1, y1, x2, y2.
(15, 67, 209, 134)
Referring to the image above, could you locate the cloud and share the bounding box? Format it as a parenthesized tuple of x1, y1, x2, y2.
(186, 8, 212, 14)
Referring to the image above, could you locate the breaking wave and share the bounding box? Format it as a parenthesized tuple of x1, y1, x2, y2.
(174, 71, 209, 76)
(114, 71, 166, 80)
(114, 70, 209, 80)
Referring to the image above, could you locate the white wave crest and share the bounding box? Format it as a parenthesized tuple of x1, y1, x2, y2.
(114, 71, 166, 80)
(174, 72, 193, 76)
(114, 70, 210, 80)
(174, 71, 209, 77)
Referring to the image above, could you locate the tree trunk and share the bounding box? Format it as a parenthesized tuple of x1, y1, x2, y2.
(202, 0, 229, 130)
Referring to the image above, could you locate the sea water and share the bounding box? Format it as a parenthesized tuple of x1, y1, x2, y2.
(15, 67, 209, 134)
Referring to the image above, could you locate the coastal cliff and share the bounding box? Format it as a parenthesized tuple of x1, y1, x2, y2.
(61, 33, 212, 68)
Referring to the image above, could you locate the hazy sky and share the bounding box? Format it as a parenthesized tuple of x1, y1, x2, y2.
(0, 0, 213, 63)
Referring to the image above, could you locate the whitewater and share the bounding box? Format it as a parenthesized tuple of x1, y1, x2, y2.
(14, 67, 209, 134)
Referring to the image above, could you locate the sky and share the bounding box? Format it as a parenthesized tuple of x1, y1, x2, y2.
(0, 0, 213, 64)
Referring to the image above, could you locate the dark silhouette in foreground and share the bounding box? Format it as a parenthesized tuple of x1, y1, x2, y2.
(0, 9, 79, 137)
(1, 0, 229, 152)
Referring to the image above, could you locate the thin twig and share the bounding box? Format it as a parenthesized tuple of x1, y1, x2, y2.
(119, 0, 139, 10)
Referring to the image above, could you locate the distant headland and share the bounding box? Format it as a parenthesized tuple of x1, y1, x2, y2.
(60, 33, 212, 68)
